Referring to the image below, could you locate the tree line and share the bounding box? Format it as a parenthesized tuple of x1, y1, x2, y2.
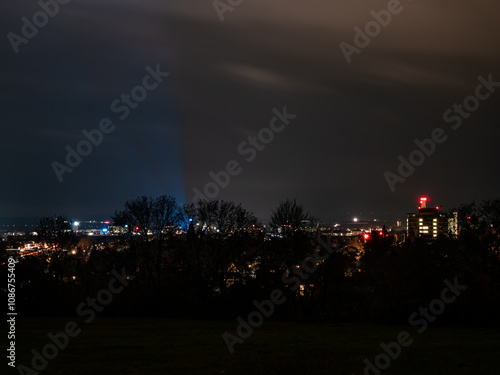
(1, 197, 499, 324)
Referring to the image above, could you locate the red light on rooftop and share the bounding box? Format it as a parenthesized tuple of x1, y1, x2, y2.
(419, 196, 428, 209)
(435, 206, 439, 210)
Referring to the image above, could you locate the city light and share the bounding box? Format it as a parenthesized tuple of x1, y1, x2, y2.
(419, 196, 429, 209)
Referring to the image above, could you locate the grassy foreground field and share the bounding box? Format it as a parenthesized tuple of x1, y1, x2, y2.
(8, 316, 500, 375)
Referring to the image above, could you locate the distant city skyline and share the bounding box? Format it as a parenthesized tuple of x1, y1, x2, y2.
(0, 194, 472, 229)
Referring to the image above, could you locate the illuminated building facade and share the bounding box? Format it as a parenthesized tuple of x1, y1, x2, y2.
(407, 197, 457, 240)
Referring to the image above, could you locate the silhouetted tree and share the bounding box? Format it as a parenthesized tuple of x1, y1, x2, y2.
(36, 215, 74, 249)
(186, 200, 258, 234)
(270, 199, 317, 234)
(113, 195, 182, 290)
(183, 200, 260, 299)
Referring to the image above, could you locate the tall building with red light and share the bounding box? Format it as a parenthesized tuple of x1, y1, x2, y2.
(407, 197, 457, 240)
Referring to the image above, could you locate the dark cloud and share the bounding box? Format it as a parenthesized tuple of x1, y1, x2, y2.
(1, 0, 499, 224)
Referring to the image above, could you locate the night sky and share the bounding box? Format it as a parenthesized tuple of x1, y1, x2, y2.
(2, 0, 500, 224)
